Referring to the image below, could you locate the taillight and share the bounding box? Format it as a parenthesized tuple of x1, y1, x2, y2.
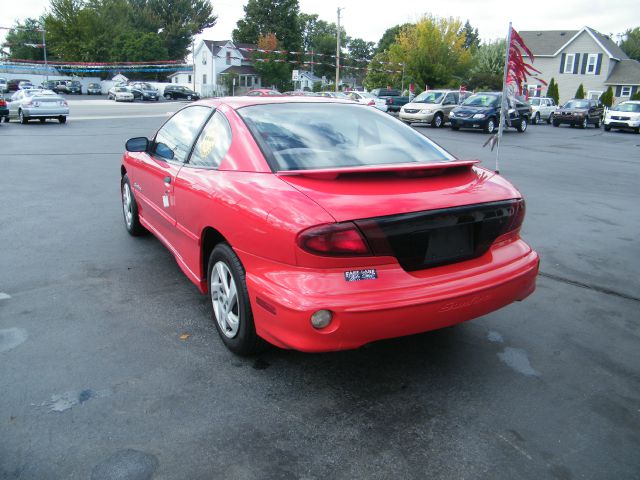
(367, 100, 375, 106)
(0, 100, 6, 107)
(297, 222, 371, 256)
(508, 198, 526, 233)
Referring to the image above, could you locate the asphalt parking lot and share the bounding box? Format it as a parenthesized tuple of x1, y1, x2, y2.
(1, 101, 639, 479)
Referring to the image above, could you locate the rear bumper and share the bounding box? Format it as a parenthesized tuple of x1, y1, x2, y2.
(23, 107, 69, 118)
(240, 239, 539, 352)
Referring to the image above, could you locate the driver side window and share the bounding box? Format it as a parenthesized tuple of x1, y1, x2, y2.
(154, 106, 211, 163)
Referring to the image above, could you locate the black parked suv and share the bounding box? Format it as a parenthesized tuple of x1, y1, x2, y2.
(129, 82, 159, 101)
(449, 92, 531, 133)
(553, 98, 603, 128)
(163, 85, 200, 100)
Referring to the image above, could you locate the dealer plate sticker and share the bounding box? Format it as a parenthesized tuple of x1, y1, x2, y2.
(344, 269, 378, 282)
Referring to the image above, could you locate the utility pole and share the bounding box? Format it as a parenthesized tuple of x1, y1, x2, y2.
(335, 7, 343, 92)
(192, 39, 196, 92)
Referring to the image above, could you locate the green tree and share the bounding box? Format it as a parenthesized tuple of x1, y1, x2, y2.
(461, 20, 480, 50)
(110, 31, 168, 61)
(4, 18, 46, 61)
(466, 39, 504, 90)
(575, 83, 585, 99)
(599, 86, 614, 107)
(363, 51, 399, 90)
(546, 78, 559, 105)
(376, 23, 411, 54)
(233, 0, 302, 52)
(620, 27, 640, 61)
(387, 15, 472, 90)
(631, 90, 640, 100)
(253, 33, 292, 90)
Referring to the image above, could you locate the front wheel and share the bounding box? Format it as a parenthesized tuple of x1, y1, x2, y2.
(431, 113, 444, 128)
(208, 243, 265, 355)
(186, 95, 192, 101)
(19, 110, 28, 124)
(532, 113, 540, 125)
(58, 116, 66, 124)
(580, 117, 588, 129)
(485, 117, 496, 134)
(553, 120, 560, 127)
(121, 174, 146, 236)
(594, 118, 600, 128)
(604, 125, 611, 131)
(547, 114, 553, 124)
(517, 117, 528, 133)
(164, 94, 172, 100)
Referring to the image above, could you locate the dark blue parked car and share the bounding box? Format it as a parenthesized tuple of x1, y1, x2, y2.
(449, 92, 531, 134)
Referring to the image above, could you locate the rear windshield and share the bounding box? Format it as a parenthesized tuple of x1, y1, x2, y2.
(237, 102, 453, 171)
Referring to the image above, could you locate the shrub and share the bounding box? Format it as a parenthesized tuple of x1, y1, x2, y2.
(600, 86, 614, 107)
(575, 83, 585, 99)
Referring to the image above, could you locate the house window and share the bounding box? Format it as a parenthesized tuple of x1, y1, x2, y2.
(621, 86, 632, 97)
(587, 90, 602, 100)
(226, 51, 231, 65)
(586, 54, 598, 74)
(564, 54, 575, 73)
(203, 74, 207, 85)
(201, 53, 207, 65)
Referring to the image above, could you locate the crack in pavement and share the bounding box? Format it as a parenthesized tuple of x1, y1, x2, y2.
(539, 271, 640, 303)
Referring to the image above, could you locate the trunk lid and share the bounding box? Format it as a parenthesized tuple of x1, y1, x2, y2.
(278, 162, 520, 223)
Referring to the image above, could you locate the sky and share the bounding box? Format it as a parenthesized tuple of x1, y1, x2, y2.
(1, 0, 639, 51)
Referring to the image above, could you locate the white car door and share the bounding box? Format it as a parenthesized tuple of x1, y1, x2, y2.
(8, 91, 24, 119)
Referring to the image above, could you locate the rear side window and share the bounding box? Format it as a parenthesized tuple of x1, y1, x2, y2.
(189, 111, 232, 168)
(154, 106, 211, 163)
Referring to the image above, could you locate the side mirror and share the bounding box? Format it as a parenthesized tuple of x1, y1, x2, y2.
(125, 137, 149, 152)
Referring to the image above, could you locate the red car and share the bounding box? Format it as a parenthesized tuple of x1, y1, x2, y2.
(246, 88, 281, 96)
(121, 97, 539, 354)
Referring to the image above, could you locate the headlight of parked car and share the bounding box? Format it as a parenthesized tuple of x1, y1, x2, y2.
(472, 113, 486, 119)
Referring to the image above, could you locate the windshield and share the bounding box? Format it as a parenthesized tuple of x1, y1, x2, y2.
(89, 83, 99, 88)
(463, 94, 500, 107)
(115, 87, 128, 92)
(563, 100, 589, 109)
(413, 91, 444, 104)
(238, 103, 453, 171)
(529, 98, 541, 106)
(613, 103, 640, 113)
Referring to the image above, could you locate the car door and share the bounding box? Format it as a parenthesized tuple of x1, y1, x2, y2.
(8, 91, 24, 119)
(441, 92, 457, 117)
(128, 105, 211, 247)
(172, 109, 233, 277)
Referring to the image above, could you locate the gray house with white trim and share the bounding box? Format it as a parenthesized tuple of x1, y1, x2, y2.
(519, 27, 639, 103)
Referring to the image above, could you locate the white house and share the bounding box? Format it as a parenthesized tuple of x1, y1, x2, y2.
(168, 70, 193, 86)
(193, 40, 262, 97)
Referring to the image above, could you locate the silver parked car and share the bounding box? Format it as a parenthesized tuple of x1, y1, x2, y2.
(108, 86, 134, 102)
(345, 91, 388, 112)
(399, 90, 472, 127)
(8, 89, 69, 124)
(528, 97, 558, 124)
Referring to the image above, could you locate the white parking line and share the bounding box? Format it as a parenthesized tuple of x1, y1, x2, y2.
(70, 113, 172, 121)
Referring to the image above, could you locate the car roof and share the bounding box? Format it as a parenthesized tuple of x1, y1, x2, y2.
(194, 95, 359, 110)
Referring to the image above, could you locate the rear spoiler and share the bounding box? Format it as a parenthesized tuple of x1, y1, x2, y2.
(276, 160, 480, 180)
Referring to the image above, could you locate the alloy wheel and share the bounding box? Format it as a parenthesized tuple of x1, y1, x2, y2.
(211, 261, 240, 338)
(122, 182, 133, 229)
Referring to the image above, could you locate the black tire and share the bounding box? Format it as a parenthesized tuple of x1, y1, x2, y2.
(39, 118, 46, 123)
(19, 110, 28, 124)
(208, 243, 265, 355)
(59, 116, 66, 124)
(155, 97, 159, 101)
(532, 112, 540, 125)
(451, 126, 459, 131)
(186, 95, 193, 101)
(547, 114, 553, 124)
(485, 117, 496, 134)
(121, 174, 146, 236)
(594, 118, 600, 128)
(431, 112, 444, 128)
(517, 117, 528, 133)
(164, 93, 172, 100)
(604, 125, 611, 131)
(580, 117, 588, 129)
(553, 120, 560, 127)
(635, 128, 640, 134)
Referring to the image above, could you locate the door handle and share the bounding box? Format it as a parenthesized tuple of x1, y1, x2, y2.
(164, 176, 171, 186)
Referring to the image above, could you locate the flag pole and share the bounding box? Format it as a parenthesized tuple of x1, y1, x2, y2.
(495, 22, 513, 174)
